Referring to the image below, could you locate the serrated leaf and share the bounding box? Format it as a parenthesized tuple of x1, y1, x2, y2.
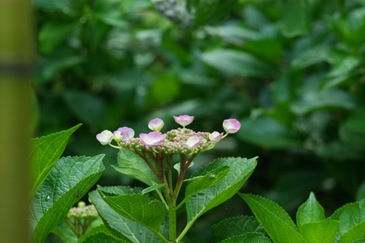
(79, 224, 125, 243)
(334, 200, 365, 243)
(296, 192, 325, 230)
(89, 187, 167, 243)
(142, 183, 166, 194)
(30, 124, 81, 196)
(239, 193, 305, 243)
(30, 154, 105, 243)
(185, 166, 229, 201)
(186, 157, 257, 225)
(219, 232, 271, 243)
(212, 216, 263, 242)
(300, 219, 338, 243)
(113, 149, 158, 187)
(103, 194, 166, 232)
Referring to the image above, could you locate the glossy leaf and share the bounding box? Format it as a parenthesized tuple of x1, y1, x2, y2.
(300, 219, 338, 243)
(296, 192, 325, 230)
(30, 155, 105, 242)
(89, 187, 168, 243)
(30, 124, 81, 196)
(240, 193, 305, 243)
(186, 157, 257, 225)
(113, 149, 159, 186)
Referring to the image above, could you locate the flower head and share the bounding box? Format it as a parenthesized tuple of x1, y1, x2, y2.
(174, 115, 194, 127)
(186, 136, 202, 149)
(140, 132, 166, 147)
(114, 127, 135, 141)
(209, 131, 224, 142)
(223, 119, 241, 134)
(148, 118, 164, 132)
(96, 130, 114, 145)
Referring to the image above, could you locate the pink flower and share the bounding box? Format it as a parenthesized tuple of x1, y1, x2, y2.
(139, 132, 166, 147)
(96, 130, 114, 145)
(209, 131, 224, 142)
(148, 118, 164, 132)
(114, 127, 135, 141)
(186, 136, 201, 149)
(223, 119, 241, 134)
(174, 115, 194, 127)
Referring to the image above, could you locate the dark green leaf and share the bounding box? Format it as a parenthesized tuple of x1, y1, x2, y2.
(31, 124, 81, 196)
(240, 193, 305, 243)
(219, 232, 271, 243)
(281, 0, 309, 37)
(31, 155, 105, 242)
(212, 216, 263, 242)
(186, 157, 257, 225)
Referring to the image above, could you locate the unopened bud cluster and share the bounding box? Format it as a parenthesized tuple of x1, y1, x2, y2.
(96, 115, 241, 156)
(67, 201, 98, 219)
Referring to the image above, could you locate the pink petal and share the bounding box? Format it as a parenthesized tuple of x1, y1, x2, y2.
(96, 130, 114, 145)
(223, 119, 241, 134)
(148, 118, 164, 132)
(140, 132, 166, 147)
(209, 131, 224, 142)
(174, 115, 194, 127)
(115, 127, 135, 141)
(186, 136, 201, 149)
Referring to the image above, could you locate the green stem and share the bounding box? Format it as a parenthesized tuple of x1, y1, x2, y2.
(168, 197, 177, 242)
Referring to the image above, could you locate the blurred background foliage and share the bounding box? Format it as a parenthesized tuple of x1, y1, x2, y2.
(33, 0, 365, 240)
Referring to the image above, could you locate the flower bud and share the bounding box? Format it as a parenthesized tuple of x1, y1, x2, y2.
(174, 115, 194, 127)
(223, 119, 241, 134)
(114, 127, 135, 141)
(96, 130, 114, 145)
(209, 131, 224, 142)
(148, 118, 164, 132)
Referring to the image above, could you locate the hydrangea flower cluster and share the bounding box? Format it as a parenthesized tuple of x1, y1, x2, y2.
(96, 115, 241, 156)
(97, 115, 240, 183)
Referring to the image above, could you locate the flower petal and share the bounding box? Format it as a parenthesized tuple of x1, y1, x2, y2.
(223, 119, 241, 134)
(209, 131, 224, 142)
(148, 118, 164, 132)
(96, 130, 114, 145)
(140, 132, 166, 147)
(115, 127, 135, 140)
(174, 115, 194, 127)
(186, 136, 201, 149)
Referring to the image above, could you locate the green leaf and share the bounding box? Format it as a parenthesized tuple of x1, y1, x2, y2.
(186, 157, 257, 225)
(290, 88, 356, 115)
(142, 183, 166, 194)
(30, 155, 105, 243)
(212, 216, 263, 242)
(185, 166, 230, 202)
(296, 192, 325, 230)
(219, 232, 271, 243)
(113, 149, 159, 186)
(300, 219, 338, 243)
(89, 187, 167, 243)
(332, 200, 365, 243)
(190, 0, 237, 26)
(39, 22, 77, 53)
(239, 193, 305, 243)
(281, 0, 309, 37)
(339, 108, 365, 146)
(237, 117, 301, 149)
(200, 49, 272, 78)
(102, 194, 166, 232)
(79, 224, 124, 243)
(30, 124, 81, 196)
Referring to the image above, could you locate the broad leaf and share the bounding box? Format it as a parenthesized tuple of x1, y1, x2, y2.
(186, 157, 257, 225)
(103, 194, 166, 232)
(240, 193, 305, 243)
(212, 216, 263, 242)
(31, 124, 81, 196)
(185, 166, 230, 202)
(300, 219, 338, 243)
(113, 149, 158, 186)
(79, 224, 124, 243)
(89, 187, 168, 243)
(30, 154, 105, 243)
(296, 192, 325, 230)
(330, 200, 365, 243)
(280, 0, 309, 37)
(219, 232, 271, 243)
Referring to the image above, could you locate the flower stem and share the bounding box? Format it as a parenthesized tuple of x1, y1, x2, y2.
(168, 197, 177, 242)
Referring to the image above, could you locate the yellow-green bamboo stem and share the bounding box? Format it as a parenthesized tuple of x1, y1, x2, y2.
(0, 0, 33, 242)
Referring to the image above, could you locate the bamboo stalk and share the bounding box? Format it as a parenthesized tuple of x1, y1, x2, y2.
(0, 0, 33, 242)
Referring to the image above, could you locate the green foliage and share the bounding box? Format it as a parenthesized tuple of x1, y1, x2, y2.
(31, 155, 105, 242)
(240, 192, 365, 243)
(30, 124, 81, 196)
